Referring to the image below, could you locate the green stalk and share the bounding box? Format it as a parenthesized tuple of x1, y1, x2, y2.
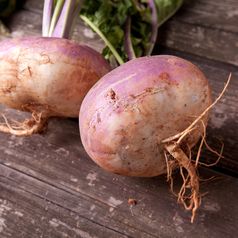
(124, 16, 136, 60)
(80, 15, 124, 65)
(42, 0, 54, 36)
(48, 0, 65, 36)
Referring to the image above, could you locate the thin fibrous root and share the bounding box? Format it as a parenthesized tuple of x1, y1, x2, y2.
(163, 120, 223, 223)
(0, 112, 48, 136)
(162, 74, 231, 223)
(164, 150, 177, 196)
(165, 143, 200, 223)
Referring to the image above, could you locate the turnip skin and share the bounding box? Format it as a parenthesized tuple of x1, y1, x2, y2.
(0, 37, 111, 118)
(79, 55, 212, 177)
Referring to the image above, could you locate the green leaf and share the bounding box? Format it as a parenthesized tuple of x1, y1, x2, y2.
(80, 0, 184, 64)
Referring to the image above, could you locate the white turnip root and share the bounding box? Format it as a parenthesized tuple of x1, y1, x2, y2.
(79, 55, 213, 222)
(0, 36, 111, 135)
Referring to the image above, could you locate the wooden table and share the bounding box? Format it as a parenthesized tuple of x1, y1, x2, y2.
(0, 1, 237, 237)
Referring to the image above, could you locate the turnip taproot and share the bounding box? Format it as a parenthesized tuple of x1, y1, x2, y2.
(79, 55, 212, 222)
(0, 37, 111, 135)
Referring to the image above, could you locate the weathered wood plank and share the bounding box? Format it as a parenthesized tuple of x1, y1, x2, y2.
(23, 0, 43, 13)
(0, 168, 127, 238)
(4, 9, 104, 52)
(176, 0, 238, 33)
(1, 144, 238, 237)
(159, 0, 238, 66)
(158, 20, 238, 67)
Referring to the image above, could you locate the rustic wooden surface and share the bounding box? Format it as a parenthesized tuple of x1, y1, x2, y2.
(0, 0, 238, 237)
(158, 0, 238, 66)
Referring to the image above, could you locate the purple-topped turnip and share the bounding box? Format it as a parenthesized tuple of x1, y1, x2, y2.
(79, 55, 214, 222)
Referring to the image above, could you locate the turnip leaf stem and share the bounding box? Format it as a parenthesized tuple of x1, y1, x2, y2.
(42, 0, 54, 36)
(48, 0, 65, 36)
(124, 16, 136, 60)
(80, 15, 124, 65)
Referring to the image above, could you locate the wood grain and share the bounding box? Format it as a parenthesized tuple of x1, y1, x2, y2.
(0, 166, 128, 238)
(158, 20, 238, 66)
(176, 0, 238, 33)
(4, 9, 104, 52)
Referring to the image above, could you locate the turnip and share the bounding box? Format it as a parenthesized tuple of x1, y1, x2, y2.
(0, 0, 111, 135)
(79, 55, 211, 175)
(79, 55, 230, 222)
